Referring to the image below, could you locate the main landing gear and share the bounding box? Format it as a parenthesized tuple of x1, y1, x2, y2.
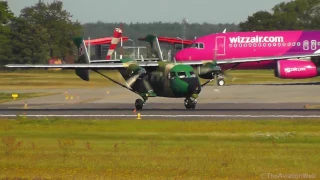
(184, 97, 197, 110)
(217, 74, 225, 86)
(217, 78, 225, 86)
(135, 99, 145, 110)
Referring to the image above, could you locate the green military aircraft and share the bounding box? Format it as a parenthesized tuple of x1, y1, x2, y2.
(5, 35, 223, 110)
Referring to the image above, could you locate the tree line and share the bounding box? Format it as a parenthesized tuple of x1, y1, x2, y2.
(239, 0, 320, 31)
(0, 1, 82, 66)
(1, 0, 320, 66)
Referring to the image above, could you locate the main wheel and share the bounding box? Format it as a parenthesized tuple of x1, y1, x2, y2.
(184, 99, 196, 110)
(135, 99, 144, 110)
(217, 79, 225, 86)
(185, 103, 196, 109)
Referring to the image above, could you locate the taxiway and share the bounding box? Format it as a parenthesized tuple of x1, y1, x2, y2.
(1, 84, 320, 119)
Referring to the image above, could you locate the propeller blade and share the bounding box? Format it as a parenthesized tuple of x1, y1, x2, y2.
(142, 78, 153, 93)
(200, 67, 213, 74)
(126, 74, 140, 87)
(214, 73, 220, 92)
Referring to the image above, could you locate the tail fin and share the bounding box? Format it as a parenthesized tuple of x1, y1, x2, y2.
(73, 37, 90, 81)
(73, 37, 91, 63)
(145, 35, 164, 61)
(106, 27, 123, 60)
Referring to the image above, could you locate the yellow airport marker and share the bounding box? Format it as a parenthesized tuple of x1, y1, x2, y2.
(136, 113, 141, 119)
(71, 96, 73, 100)
(12, 94, 18, 100)
(66, 95, 69, 100)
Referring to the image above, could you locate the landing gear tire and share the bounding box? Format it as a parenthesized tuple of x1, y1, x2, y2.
(184, 98, 197, 110)
(217, 79, 225, 86)
(185, 103, 196, 110)
(135, 99, 144, 110)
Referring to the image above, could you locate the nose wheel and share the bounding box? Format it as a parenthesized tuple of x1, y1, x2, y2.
(217, 78, 225, 86)
(184, 98, 197, 110)
(135, 99, 144, 110)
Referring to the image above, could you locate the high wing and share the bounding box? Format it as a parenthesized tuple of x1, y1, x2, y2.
(5, 61, 160, 69)
(90, 57, 160, 63)
(181, 52, 320, 66)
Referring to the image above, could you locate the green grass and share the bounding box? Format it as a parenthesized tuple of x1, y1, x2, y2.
(1, 69, 320, 90)
(0, 118, 319, 179)
(0, 69, 125, 90)
(221, 69, 320, 85)
(0, 92, 57, 103)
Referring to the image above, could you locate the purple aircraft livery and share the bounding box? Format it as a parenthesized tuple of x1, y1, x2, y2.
(175, 30, 320, 86)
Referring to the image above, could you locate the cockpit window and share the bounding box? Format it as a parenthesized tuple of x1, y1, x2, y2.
(192, 43, 199, 48)
(191, 42, 204, 49)
(169, 72, 176, 79)
(190, 71, 196, 77)
(177, 72, 187, 78)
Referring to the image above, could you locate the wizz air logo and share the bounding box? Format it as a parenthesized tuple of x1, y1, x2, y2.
(284, 67, 306, 73)
(229, 36, 284, 43)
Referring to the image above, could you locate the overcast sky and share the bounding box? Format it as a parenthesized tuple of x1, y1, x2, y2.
(8, 0, 291, 24)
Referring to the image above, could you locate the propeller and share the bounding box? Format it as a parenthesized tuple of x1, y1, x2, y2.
(126, 68, 147, 87)
(126, 70, 154, 94)
(126, 73, 142, 87)
(212, 48, 220, 92)
(213, 73, 220, 92)
(142, 77, 154, 93)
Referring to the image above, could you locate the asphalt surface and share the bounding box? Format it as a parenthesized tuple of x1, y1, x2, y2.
(1, 85, 320, 119)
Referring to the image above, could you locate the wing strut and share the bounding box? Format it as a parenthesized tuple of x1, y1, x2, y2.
(93, 70, 136, 94)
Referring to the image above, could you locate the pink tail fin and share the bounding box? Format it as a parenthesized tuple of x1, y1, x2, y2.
(106, 27, 123, 60)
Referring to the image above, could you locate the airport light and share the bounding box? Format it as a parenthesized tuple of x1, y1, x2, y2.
(128, 39, 135, 46)
(176, 37, 184, 49)
(129, 39, 136, 58)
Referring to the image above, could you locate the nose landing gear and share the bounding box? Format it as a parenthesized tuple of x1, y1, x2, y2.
(184, 97, 197, 109)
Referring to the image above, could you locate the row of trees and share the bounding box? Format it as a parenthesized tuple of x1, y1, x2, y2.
(239, 0, 320, 31)
(0, 1, 82, 65)
(2, 0, 320, 65)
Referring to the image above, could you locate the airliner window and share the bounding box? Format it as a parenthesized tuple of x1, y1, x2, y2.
(190, 71, 196, 77)
(199, 43, 204, 49)
(177, 72, 187, 78)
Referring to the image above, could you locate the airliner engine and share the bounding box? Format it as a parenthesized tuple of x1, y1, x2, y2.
(274, 60, 320, 79)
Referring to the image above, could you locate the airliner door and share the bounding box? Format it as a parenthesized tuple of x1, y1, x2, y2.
(215, 36, 226, 56)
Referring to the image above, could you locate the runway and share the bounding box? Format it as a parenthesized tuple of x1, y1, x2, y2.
(1, 103, 320, 119)
(1, 85, 320, 119)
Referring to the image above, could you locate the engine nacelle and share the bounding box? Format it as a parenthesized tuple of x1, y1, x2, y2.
(198, 62, 222, 79)
(274, 60, 320, 79)
(127, 64, 146, 77)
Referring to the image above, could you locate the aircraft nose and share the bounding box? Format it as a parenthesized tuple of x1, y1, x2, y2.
(175, 50, 186, 60)
(187, 83, 201, 95)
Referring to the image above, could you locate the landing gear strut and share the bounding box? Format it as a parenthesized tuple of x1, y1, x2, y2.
(184, 98, 197, 110)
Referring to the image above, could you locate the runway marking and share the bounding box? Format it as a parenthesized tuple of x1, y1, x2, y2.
(1, 114, 320, 118)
